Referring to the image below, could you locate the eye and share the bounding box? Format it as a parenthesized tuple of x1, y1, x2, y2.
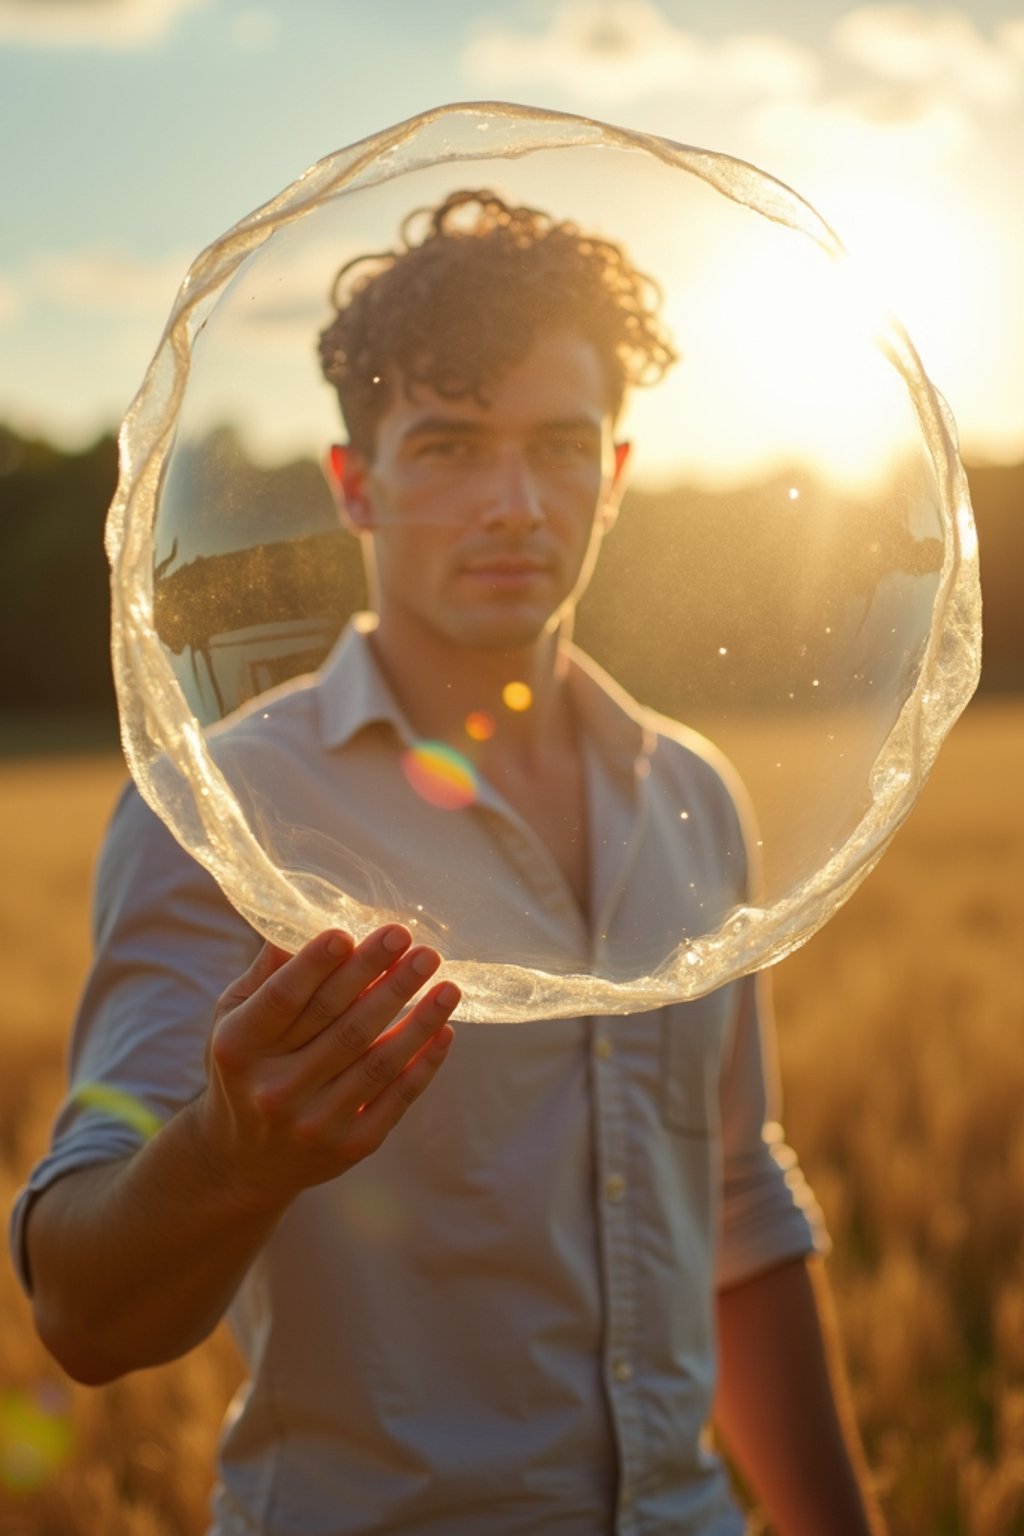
(534, 433, 596, 466)
(418, 436, 483, 464)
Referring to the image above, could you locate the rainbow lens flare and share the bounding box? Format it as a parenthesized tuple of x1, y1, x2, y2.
(401, 742, 478, 811)
(0, 1386, 73, 1492)
(72, 1082, 163, 1140)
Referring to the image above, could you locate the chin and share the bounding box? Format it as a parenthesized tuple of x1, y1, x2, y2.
(452, 608, 555, 652)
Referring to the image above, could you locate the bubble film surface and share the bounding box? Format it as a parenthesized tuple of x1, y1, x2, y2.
(107, 103, 981, 1022)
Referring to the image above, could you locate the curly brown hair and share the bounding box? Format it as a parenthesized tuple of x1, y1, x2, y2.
(318, 189, 677, 453)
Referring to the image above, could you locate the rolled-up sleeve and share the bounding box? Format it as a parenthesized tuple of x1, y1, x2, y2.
(8, 782, 260, 1293)
(715, 971, 828, 1290)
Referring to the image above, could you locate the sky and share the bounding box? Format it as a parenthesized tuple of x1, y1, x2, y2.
(3, 0, 1024, 472)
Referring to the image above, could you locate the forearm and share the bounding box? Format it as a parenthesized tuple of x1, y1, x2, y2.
(27, 928, 458, 1385)
(714, 1255, 884, 1536)
(26, 1096, 284, 1384)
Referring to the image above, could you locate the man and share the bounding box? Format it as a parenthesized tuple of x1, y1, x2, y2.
(12, 190, 882, 1534)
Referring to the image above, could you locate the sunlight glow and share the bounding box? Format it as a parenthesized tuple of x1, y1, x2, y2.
(625, 214, 922, 492)
(815, 174, 1003, 451)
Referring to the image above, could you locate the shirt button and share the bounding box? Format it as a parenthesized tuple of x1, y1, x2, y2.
(594, 1035, 613, 1060)
(613, 1358, 633, 1383)
(605, 1173, 627, 1203)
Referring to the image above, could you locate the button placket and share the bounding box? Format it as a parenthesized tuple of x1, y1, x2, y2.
(591, 1017, 645, 1534)
(482, 811, 588, 949)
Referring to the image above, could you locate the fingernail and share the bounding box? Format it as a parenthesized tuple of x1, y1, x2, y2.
(382, 926, 410, 954)
(411, 948, 439, 976)
(436, 982, 460, 1009)
(326, 931, 352, 957)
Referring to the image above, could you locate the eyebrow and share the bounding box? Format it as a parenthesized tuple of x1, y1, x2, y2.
(401, 418, 490, 442)
(401, 415, 603, 443)
(534, 417, 603, 436)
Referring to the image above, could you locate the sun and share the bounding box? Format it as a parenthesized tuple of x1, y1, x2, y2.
(810, 172, 1005, 461)
(623, 206, 930, 493)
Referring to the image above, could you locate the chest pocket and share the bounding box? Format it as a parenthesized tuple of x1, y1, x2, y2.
(660, 995, 729, 1138)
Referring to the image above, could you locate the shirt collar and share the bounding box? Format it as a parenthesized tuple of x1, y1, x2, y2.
(318, 613, 417, 751)
(317, 614, 655, 776)
(561, 643, 656, 777)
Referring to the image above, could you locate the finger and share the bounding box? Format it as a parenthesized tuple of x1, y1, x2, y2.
(281, 924, 418, 1051)
(219, 928, 356, 1053)
(214, 939, 294, 1021)
(293, 942, 443, 1074)
(341, 1011, 457, 1164)
(332, 975, 459, 1105)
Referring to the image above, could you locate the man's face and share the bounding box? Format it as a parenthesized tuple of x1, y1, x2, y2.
(338, 330, 629, 655)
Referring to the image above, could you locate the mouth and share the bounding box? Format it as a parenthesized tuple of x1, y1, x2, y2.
(464, 553, 548, 571)
(460, 556, 551, 587)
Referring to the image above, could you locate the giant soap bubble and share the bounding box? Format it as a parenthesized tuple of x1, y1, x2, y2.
(108, 102, 981, 1022)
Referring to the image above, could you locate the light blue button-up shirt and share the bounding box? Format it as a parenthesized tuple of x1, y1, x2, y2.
(11, 623, 825, 1535)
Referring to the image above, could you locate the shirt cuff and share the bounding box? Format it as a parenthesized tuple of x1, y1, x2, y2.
(716, 1129, 830, 1290)
(8, 1122, 146, 1294)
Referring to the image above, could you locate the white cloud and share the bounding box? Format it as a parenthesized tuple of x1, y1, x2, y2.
(461, 0, 818, 105)
(715, 32, 820, 99)
(997, 17, 1024, 64)
(31, 247, 190, 312)
(751, 87, 975, 176)
(0, 0, 207, 50)
(744, 8, 1024, 201)
(833, 6, 1022, 108)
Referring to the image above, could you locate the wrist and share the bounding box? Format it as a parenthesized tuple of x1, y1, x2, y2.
(182, 1090, 292, 1223)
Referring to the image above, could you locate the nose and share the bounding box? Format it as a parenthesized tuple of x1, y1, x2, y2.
(479, 446, 544, 531)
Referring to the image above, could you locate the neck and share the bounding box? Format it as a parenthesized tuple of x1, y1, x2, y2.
(367, 612, 577, 768)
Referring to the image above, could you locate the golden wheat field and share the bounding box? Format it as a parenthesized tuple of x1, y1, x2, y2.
(1, 698, 1023, 1536)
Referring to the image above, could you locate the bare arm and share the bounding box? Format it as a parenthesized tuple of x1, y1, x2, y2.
(714, 1255, 885, 1536)
(26, 923, 458, 1385)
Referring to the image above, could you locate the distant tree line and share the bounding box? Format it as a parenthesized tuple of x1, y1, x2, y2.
(0, 422, 1019, 749)
(0, 427, 120, 741)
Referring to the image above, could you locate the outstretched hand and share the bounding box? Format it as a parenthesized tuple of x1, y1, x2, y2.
(194, 924, 459, 1212)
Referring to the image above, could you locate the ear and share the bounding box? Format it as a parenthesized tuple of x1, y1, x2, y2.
(597, 440, 632, 531)
(323, 443, 374, 531)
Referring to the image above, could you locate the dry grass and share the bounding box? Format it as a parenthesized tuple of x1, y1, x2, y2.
(771, 695, 1024, 1535)
(1, 700, 1022, 1533)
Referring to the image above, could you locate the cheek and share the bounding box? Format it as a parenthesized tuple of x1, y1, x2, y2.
(562, 461, 607, 510)
(376, 528, 455, 583)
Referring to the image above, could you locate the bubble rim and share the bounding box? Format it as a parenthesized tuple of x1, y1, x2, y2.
(106, 100, 982, 1023)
